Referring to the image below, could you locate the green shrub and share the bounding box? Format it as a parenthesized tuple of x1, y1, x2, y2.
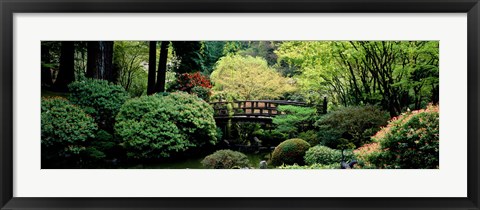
(315, 105, 389, 149)
(191, 86, 211, 102)
(272, 105, 317, 138)
(277, 163, 339, 169)
(304, 145, 353, 165)
(68, 79, 129, 131)
(373, 105, 439, 169)
(201, 149, 250, 169)
(252, 129, 285, 147)
(83, 129, 117, 160)
(298, 130, 319, 146)
(115, 92, 218, 159)
(353, 142, 382, 169)
(41, 97, 97, 159)
(270, 138, 310, 166)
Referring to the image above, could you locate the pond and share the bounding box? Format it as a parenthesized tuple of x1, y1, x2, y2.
(123, 152, 272, 169)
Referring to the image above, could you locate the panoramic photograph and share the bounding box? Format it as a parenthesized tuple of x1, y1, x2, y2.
(41, 41, 439, 169)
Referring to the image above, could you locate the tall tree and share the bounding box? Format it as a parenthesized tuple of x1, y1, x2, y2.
(147, 41, 157, 95)
(114, 41, 149, 97)
(155, 41, 169, 93)
(53, 41, 75, 91)
(171, 41, 203, 73)
(41, 42, 53, 87)
(86, 41, 116, 83)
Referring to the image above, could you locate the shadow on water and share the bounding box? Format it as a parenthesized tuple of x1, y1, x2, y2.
(123, 152, 271, 169)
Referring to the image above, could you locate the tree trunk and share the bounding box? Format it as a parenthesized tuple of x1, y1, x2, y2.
(41, 43, 53, 87)
(86, 41, 98, 79)
(147, 41, 157, 95)
(86, 41, 116, 83)
(155, 41, 169, 93)
(54, 41, 75, 91)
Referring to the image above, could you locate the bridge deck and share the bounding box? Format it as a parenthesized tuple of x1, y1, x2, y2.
(211, 100, 308, 122)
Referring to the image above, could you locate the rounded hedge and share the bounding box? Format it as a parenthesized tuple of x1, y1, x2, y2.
(201, 149, 250, 169)
(115, 92, 218, 159)
(373, 105, 439, 169)
(304, 145, 345, 165)
(41, 97, 97, 158)
(68, 79, 129, 131)
(271, 138, 310, 166)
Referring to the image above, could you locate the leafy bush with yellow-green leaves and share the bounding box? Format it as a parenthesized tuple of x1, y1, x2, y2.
(115, 92, 218, 159)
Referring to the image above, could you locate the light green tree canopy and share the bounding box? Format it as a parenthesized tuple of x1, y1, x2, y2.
(210, 55, 296, 100)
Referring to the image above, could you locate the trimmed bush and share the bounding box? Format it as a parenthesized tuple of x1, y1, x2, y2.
(201, 150, 250, 169)
(315, 105, 389, 149)
(115, 92, 218, 159)
(68, 79, 129, 131)
(373, 105, 439, 169)
(304, 145, 353, 165)
(271, 138, 310, 166)
(41, 97, 97, 159)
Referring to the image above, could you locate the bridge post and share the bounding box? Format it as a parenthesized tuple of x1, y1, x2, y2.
(323, 96, 328, 114)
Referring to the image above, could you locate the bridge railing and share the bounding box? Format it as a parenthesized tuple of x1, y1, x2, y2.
(210, 100, 307, 119)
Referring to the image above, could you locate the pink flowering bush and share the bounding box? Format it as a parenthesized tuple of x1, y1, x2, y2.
(354, 105, 439, 169)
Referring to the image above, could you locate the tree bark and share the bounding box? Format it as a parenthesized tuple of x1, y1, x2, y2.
(41, 43, 53, 87)
(155, 41, 169, 93)
(86, 41, 98, 79)
(147, 41, 157, 95)
(54, 41, 75, 91)
(86, 41, 116, 83)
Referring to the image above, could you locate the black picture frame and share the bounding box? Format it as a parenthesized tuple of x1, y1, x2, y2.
(1, 0, 479, 209)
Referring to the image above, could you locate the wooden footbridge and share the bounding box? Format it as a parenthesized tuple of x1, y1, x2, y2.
(210, 100, 308, 123)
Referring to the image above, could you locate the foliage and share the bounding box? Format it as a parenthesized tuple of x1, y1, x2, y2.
(82, 129, 118, 160)
(297, 130, 320, 146)
(211, 55, 296, 100)
(114, 41, 149, 97)
(276, 41, 439, 116)
(68, 79, 129, 131)
(172, 72, 212, 92)
(191, 86, 211, 102)
(373, 105, 439, 169)
(272, 105, 317, 138)
(353, 142, 382, 169)
(201, 149, 250, 169)
(315, 105, 389, 149)
(230, 123, 263, 145)
(252, 128, 285, 147)
(304, 145, 353, 165)
(115, 92, 218, 159)
(277, 163, 339, 169)
(270, 138, 311, 166)
(171, 41, 204, 74)
(41, 97, 97, 159)
(199, 41, 226, 75)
